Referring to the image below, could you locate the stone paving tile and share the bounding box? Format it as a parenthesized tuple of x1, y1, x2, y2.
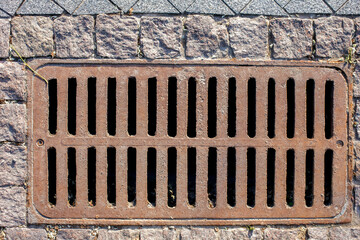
(222, 0, 251, 13)
(132, 0, 179, 13)
(0, 0, 22, 16)
(54, 0, 83, 14)
(74, 0, 119, 15)
(169, 0, 196, 13)
(275, 0, 290, 7)
(111, 0, 138, 12)
(337, 0, 360, 15)
(355, 18, 360, 54)
(242, 0, 287, 16)
(186, 0, 234, 15)
(285, 0, 332, 14)
(0, 9, 9, 18)
(0, 187, 26, 227)
(6, 227, 48, 240)
(0, 19, 9, 58)
(0, 144, 27, 187)
(0, 62, 27, 101)
(17, 0, 64, 15)
(325, 0, 348, 11)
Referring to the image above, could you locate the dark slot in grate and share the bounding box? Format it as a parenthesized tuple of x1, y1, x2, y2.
(188, 147, 196, 207)
(168, 77, 177, 137)
(208, 78, 217, 138)
(48, 79, 57, 135)
(68, 78, 76, 135)
(268, 79, 275, 138)
(247, 148, 256, 207)
(128, 147, 136, 205)
(168, 147, 177, 207)
(267, 148, 275, 207)
(147, 148, 156, 206)
(227, 147, 236, 207)
(324, 149, 333, 206)
(287, 79, 295, 139)
(48, 147, 56, 205)
(187, 78, 196, 138)
(286, 149, 295, 207)
(107, 78, 116, 136)
(68, 147, 76, 206)
(247, 78, 256, 138)
(305, 149, 314, 207)
(88, 147, 96, 206)
(128, 77, 136, 136)
(148, 78, 157, 136)
(208, 147, 217, 208)
(107, 147, 116, 205)
(228, 78, 236, 138)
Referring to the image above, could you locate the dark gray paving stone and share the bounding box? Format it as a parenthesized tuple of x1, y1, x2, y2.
(0, 9, 9, 18)
(337, 0, 360, 15)
(285, 0, 332, 14)
(186, 0, 234, 15)
(275, 0, 290, 7)
(17, 0, 64, 15)
(223, 0, 251, 13)
(74, 0, 119, 15)
(54, 0, 83, 14)
(0, 0, 22, 15)
(169, 0, 195, 12)
(132, 0, 179, 13)
(325, 0, 348, 11)
(111, 0, 138, 12)
(242, 0, 287, 15)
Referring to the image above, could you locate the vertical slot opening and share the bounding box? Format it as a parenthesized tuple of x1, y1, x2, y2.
(227, 147, 236, 207)
(187, 78, 196, 138)
(128, 77, 136, 136)
(107, 78, 116, 136)
(306, 80, 315, 139)
(148, 78, 157, 136)
(168, 147, 177, 207)
(107, 147, 116, 206)
(325, 81, 334, 139)
(88, 78, 96, 135)
(68, 147, 76, 206)
(248, 78, 256, 138)
(88, 147, 96, 206)
(286, 149, 295, 207)
(188, 147, 196, 206)
(168, 77, 177, 137)
(287, 79, 295, 139)
(48, 79, 57, 135)
(48, 147, 56, 205)
(128, 147, 136, 205)
(268, 79, 275, 138)
(68, 78, 76, 135)
(247, 148, 256, 207)
(324, 149, 333, 206)
(147, 148, 156, 206)
(305, 149, 314, 207)
(267, 148, 275, 207)
(208, 77, 217, 138)
(228, 78, 236, 137)
(208, 147, 217, 208)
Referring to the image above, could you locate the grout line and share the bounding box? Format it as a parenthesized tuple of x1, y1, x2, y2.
(220, 0, 237, 15)
(72, 0, 86, 15)
(183, 0, 197, 14)
(321, 0, 336, 14)
(50, 0, 68, 14)
(166, 0, 181, 14)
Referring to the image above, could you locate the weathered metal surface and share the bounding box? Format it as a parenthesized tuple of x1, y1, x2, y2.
(28, 60, 351, 225)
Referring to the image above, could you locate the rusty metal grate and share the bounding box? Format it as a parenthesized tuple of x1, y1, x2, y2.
(28, 60, 350, 225)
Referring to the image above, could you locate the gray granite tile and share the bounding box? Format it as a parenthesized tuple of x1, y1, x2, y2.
(275, 0, 290, 7)
(74, 0, 119, 15)
(242, 0, 287, 15)
(0, 0, 22, 16)
(0, 9, 10, 18)
(132, 0, 179, 13)
(111, 0, 138, 12)
(53, 0, 83, 14)
(17, 0, 64, 15)
(222, 0, 251, 13)
(325, 0, 348, 11)
(337, 0, 360, 15)
(285, 0, 332, 14)
(186, 0, 234, 15)
(169, 0, 195, 12)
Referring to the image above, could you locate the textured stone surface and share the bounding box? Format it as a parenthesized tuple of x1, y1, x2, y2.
(0, 144, 26, 186)
(111, 0, 138, 12)
(74, 0, 119, 15)
(329, 227, 360, 239)
(242, 0, 287, 15)
(186, 15, 229, 58)
(223, 0, 251, 13)
(337, 0, 360, 15)
(264, 228, 305, 240)
(12, 16, 53, 58)
(56, 229, 93, 240)
(54, 0, 83, 14)
(355, 65, 360, 97)
(356, 98, 360, 138)
(141, 17, 182, 59)
(0, 187, 26, 227)
(132, 0, 179, 13)
(186, 0, 234, 15)
(98, 229, 140, 240)
(0, 19, 9, 58)
(169, 0, 195, 13)
(0, 62, 26, 101)
(220, 228, 263, 239)
(355, 186, 360, 216)
(55, 15, 94, 58)
(17, 0, 63, 15)
(0, 9, 9, 18)
(0, 0, 22, 16)
(314, 17, 354, 58)
(285, 0, 332, 14)
(325, 0, 348, 11)
(6, 228, 48, 240)
(180, 228, 218, 240)
(229, 17, 268, 59)
(307, 227, 329, 240)
(275, 0, 290, 7)
(270, 18, 313, 59)
(355, 18, 360, 54)
(0, 104, 26, 142)
(96, 15, 138, 58)
(140, 228, 178, 240)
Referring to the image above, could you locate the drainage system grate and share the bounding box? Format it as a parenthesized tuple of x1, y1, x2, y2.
(28, 60, 350, 225)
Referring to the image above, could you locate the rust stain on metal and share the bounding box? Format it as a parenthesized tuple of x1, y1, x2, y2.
(27, 60, 351, 225)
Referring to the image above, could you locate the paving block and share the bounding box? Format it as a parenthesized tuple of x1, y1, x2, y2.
(17, 0, 64, 15)
(186, 0, 234, 15)
(74, 0, 119, 15)
(285, 0, 332, 14)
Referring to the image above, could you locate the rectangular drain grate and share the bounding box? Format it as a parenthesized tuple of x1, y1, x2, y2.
(28, 60, 351, 225)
